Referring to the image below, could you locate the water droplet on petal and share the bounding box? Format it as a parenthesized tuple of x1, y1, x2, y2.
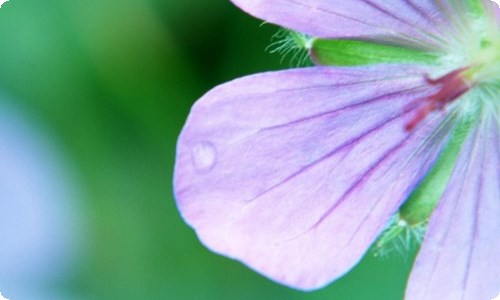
(191, 141, 217, 172)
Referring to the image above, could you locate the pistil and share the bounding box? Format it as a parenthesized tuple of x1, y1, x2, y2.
(406, 68, 473, 131)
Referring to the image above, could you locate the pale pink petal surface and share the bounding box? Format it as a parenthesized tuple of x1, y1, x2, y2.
(229, 0, 466, 49)
(488, 0, 500, 24)
(406, 119, 500, 300)
(174, 66, 457, 290)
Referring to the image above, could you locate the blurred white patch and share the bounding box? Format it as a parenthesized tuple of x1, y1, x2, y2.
(0, 292, 8, 300)
(492, 292, 500, 300)
(0, 0, 8, 8)
(0, 100, 86, 299)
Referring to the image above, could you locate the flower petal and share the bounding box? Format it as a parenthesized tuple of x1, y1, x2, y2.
(405, 118, 500, 300)
(230, 0, 458, 49)
(174, 66, 452, 290)
(487, 0, 500, 24)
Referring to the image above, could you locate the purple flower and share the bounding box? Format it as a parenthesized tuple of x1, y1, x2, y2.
(174, 1, 499, 299)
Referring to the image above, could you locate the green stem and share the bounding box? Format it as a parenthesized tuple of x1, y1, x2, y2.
(399, 117, 474, 225)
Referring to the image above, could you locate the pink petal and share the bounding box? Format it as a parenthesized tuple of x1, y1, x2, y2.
(229, 0, 459, 50)
(486, 0, 500, 25)
(406, 119, 500, 300)
(174, 66, 452, 290)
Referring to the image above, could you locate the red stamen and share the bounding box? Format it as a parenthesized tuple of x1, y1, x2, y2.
(405, 67, 472, 131)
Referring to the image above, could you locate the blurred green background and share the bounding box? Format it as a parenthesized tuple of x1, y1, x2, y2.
(0, 1, 416, 299)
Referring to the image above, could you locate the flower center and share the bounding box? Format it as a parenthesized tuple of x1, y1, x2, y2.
(460, 28, 500, 120)
(465, 34, 500, 85)
(405, 68, 473, 131)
